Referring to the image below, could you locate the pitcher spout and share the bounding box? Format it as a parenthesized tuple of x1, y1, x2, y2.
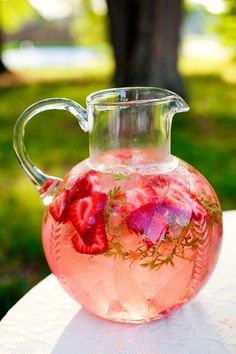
(170, 94, 190, 114)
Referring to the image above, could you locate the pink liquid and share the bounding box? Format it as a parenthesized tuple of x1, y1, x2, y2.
(42, 153, 222, 323)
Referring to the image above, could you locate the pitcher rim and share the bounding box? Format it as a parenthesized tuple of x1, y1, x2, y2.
(86, 86, 183, 107)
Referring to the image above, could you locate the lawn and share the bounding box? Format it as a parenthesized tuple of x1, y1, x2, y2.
(0, 65, 236, 319)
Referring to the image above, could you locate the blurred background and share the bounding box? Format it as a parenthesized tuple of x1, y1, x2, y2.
(0, 0, 235, 318)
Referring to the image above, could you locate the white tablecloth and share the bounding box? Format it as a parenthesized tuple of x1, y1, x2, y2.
(0, 211, 235, 354)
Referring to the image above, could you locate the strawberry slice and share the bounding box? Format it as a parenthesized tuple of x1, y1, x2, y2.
(187, 192, 208, 222)
(162, 189, 192, 226)
(149, 174, 171, 200)
(145, 208, 169, 243)
(49, 189, 70, 222)
(126, 203, 156, 235)
(71, 216, 108, 254)
(124, 185, 157, 212)
(69, 170, 100, 202)
(126, 176, 208, 246)
(115, 150, 132, 160)
(49, 171, 104, 224)
(165, 184, 207, 224)
(40, 178, 58, 196)
(69, 192, 107, 235)
(126, 202, 168, 245)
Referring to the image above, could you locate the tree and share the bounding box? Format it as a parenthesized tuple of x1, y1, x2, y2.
(107, 0, 184, 95)
(0, 32, 7, 73)
(0, 2, 8, 73)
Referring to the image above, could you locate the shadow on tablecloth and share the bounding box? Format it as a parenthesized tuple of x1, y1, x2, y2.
(51, 300, 229, 354)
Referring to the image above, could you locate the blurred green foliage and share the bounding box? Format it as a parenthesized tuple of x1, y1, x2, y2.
(1, 0, 37, 33)
(0, 67, 236, 319)
(217, 0, 236, 55)
(184, 0, 236, 61)
(1, 0, 108, 48)
(71, 0, 109, 46)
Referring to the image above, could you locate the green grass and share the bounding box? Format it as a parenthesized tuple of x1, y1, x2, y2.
(0, 66, 236, 319)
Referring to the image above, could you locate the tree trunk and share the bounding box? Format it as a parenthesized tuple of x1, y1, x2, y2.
(0, 11, 8, 74)
(107, 0, 184, 95)
(0, 57, 8, 73)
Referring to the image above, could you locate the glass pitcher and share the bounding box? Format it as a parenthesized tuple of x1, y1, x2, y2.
(13, 87, 222, 323)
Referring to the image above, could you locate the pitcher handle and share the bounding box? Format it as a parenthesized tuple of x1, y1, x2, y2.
(13, 98, 88, 203)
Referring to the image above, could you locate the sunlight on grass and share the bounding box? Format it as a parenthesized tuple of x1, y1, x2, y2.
(15, 64, 114, 82)
(179, 57, 236, 83)
(8, 50, 236, 85)
(180, 36, 236, 83)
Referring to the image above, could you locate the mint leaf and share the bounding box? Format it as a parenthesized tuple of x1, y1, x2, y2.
(113, 173, 128, 181)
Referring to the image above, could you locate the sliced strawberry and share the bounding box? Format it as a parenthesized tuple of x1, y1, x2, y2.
(40, 178, 58, 196)
(124, 185, 157, 212)
(126, 203, 157, 235)
(126, 202, 169, 245)
(69, 171, 100, 202)
(188, 192, 208, 222)
(49, 189, 69, 222)
(71, 216, 108, 254)
(149, 174, 171, 200)
(126, 175, 209, 246)
(69, 192, 107, 235)
(115, 150, 132, 160)
(162, 189, 192, 226)
(145, 208, 169, 244)
(164, 183, 207, 224)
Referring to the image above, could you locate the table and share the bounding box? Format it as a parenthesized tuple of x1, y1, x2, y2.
(0, 211, 235, 354)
